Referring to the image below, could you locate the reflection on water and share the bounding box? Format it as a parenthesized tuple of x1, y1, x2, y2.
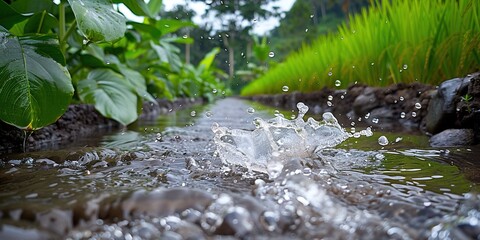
(0, 98, 479, 239)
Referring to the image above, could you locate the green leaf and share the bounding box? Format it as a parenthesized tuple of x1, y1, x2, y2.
(77, 69, 138, 125)
(0, 1, 29, 29)
(0, 26, 74, 130)
(199, 47, 220, 71)
(113, 0, 151, 18)
(10, 0, 56, 14)
(67, 0, 126, 42)
(128, 21, 162, 39)
(147, 0, 163, 18)
(155, 19, 195, 35)
(24, 11, 58, 34)
(166, 36, 194, 44)
(119, 67, 156, 103)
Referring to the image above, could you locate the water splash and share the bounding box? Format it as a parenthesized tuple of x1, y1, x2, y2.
(212, 102, 351, 178)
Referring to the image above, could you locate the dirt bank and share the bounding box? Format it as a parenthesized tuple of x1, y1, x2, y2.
(0, 98, 203, 153)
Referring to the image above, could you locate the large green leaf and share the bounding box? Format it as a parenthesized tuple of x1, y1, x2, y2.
(0, 27, 73, 130)
(77, 69, 138, 125)
(67, 0, 126, 42)
(0, 1, 29, 29)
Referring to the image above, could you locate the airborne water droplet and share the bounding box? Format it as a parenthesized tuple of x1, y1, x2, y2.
(190, 111, 196, 117)
(247, 107, 255, 114)
(205, 111, 213, 118)
(403, 64, 408, 70)
(328, 72, 333, 76)
(335, 80, 341, 87)
(328, 95, 333, 101)
(212, 89, 218, 94)
(415, 103, 422, 109)
(378, 136, 389, 146)
(372, 118, 379, 124)
(400, 112, 405, 118)
(282, 86, 289, 92)
(269, 52, 275, 58)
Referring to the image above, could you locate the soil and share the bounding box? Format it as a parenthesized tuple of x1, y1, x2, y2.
(247, 83, 436, 132)
(0, 98, 203, 153)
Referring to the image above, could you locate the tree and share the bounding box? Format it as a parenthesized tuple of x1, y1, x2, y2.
(192, 0, 279, 80)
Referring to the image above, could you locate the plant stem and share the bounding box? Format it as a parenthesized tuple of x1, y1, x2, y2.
(59, 1, 66, 56)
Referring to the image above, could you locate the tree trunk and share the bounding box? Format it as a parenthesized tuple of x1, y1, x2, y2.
(228, 46, 235, 78)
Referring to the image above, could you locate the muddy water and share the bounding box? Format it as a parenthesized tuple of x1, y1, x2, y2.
(0, 98, 479, 239)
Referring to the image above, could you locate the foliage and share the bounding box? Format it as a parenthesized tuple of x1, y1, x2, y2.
(0, 0, 227, 129)
(0, 26, 73, 130)
(242, 0, 480, 96)
(191, 0, 279, 79)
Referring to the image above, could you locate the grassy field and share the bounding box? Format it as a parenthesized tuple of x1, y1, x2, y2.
(241, 0, 480, 96)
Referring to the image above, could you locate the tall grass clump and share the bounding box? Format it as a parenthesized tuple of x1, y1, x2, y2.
(241, 0, 480, 96)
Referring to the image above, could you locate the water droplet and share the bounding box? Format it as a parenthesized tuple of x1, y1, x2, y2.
(190, 111, 196, 117)
(395, 137, 402, 143)
(206, 0, 213, 4)
(412, 112, 417, 117)
(335, 80, 341, 87)
(403, 64, 408, 70)
(400, 112, 406, 118)
(327, 101, 332, 107)
(371, 62, 375, 66)
(328, 72, 333, 76)
(352, 65, 356, 69)
(282, 86, 289, 92)
(378, 136, 389, 146)
(328, 95, 333, 101)
(305, 28, 309, 32)
(205, 111, 213, 118)
(269, 52, 275, 58)
(183, 35, 188, 39)
(247, 107, 255, 114)
(415, 103, 422, 109)
(156, 133, 162, 141)
(303, 167, 312, 176)
(212, 89, 218, 94)
(310, 14, 314, 18)
(364, 113, 370, 119)
(399, 96, 404, 101)
(372, 118, 379, 124)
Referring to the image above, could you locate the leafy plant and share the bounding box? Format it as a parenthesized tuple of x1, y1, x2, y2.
(0, 0, 227, 130)
(242, 0, 480, 96)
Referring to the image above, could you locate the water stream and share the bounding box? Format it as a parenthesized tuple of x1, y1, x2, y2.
(0, 98, 479, 239)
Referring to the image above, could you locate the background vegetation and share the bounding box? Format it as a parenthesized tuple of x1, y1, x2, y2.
(242, 0, 480, 96)
(0, 0, 227, 130)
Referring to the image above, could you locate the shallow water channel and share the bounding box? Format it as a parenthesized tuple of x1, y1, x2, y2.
(0, 98, 479, 239)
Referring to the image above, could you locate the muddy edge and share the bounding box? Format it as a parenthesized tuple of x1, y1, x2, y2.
(0, 98, 204, 153)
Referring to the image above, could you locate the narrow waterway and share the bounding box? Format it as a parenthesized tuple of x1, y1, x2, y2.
(0, 98, 479, 239)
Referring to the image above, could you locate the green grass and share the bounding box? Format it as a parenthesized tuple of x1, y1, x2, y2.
(241, 0, 480, 96)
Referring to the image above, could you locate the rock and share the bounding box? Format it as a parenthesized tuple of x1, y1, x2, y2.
(429, 129, 474, 147)
(353, 87, 379, 117)
(425, 76, 471, 134)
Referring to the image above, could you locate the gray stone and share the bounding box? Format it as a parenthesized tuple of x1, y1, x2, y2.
(429, 129, 474, 147)
(425, 77, 470, 134)
(353, 87, 379, 117)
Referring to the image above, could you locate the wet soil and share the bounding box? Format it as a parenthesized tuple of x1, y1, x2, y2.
(0, 98, 479, 239)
